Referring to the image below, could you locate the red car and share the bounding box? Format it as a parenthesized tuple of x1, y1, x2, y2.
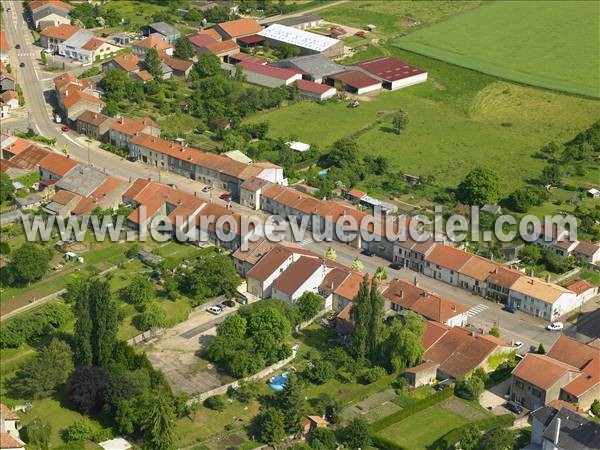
(219, 192, 231, 201)
(61, 125, 70, 132)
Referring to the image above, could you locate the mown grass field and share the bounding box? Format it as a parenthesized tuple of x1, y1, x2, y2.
(245, 46, 600, 196)
(395, 1, 600, 98)
(319, 0, 482, 37)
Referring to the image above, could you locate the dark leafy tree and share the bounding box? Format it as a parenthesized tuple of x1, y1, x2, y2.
(309, 427, 337, 449)
(8, 243, 51, 285)
(257, 407, 286, 445)
(539, 165, 561, 186)
(12, 338, 73, 399)
(174, 36, 195, 60)
(205, 5, 230, 22)
(341, 417, 371, 449)
(137, 302, 167, 331)
(184, 7, 204, 22)
(68, 366, 109, 413)
(0, 172, 15, 201)
(392, 109, 408, 134)
(24, 417, 51, 450)
(536, 343, 546, 354)
(350, 275, 371, 359)
(591, 399, 600, 416)
(458, 424, 481, 450)
(297, 291, 323, 322)
(315, 393, 342, 424)
(175, 253, 239, 303)
(204, 394, 226, 411)
(457, 167, 501, 206)
(144, 48, 164, 79)
(475, 427, 516, 450)
(122, 275, 154, 307)
(305, 360, 336, 384)
(455, 375, 485, 401)
(368, 278, 384, 360)
(193, 53, 222, 78)
(277, 373, 307, 434)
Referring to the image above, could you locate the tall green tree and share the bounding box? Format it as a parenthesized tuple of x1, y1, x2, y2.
(122, 275, 154, 307)
(0, 172, 15, 202)
(193, 53, 222, 78)
(144, 48, 164, 79)
(25, 417, 51, 450)
(297, 291, 323, 322)
(142, 390, 176, 450)
(392, 109, 408, 134)
(342, 417, 371, 449)
(73, 280, 93, 366)
(257, 407, 286, 445)
(277, 373, 307, 434)
(174, 36, 194, 60)
(350, 275, 371, 359)
(456, 167, 501, 206)
(368, 278, 384, 361)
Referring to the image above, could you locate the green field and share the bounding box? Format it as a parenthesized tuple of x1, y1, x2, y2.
(246, 46, 600, 197)
(319, 0, 482, 37)
(395, 1, 600, 98)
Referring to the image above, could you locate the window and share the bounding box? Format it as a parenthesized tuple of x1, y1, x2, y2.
(516, 380, 524, 389)
(532, 388, 542, 398)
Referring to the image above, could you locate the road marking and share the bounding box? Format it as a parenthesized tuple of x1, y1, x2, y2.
(35, 125, 42, 135)
(467, 304, 489, 318)
(62, 133, 85, 149)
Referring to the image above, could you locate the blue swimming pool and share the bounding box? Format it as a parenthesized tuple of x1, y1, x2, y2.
(268, 372, 289, 391)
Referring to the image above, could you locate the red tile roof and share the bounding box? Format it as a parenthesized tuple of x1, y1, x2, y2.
(216, 18, 262, 38)
(355, 56, 426, 82)
(38, 153, 78, 176)
(29, 0, 74, 11)
(197, 28, 223, 41)
(334, 271, 365, 301)
(546, 335, 600, 369)
(240, 61, 301, 80)
(237, 34, 265, 45)
(228, 52, 268, 65)
(40, 23, 80, 41)
(133, 36, 172, 51)
(294, 79, 335, 95)
(110, 116, 158, 136)
(160, 55, 193, 72)
(76, 110, 113, 127)
(205, 39, 239, 55)
(135, 70, 154, 81)
(512, 353, 580, 390)
(271, 256, 323, 295)
(0, 32, 9, 52)
(0, 432, 23, 449)
(188, 33, 218, 48)
(330, 70, 381, 89)
(2, 138, 32, 157)
(81, 37, 106, 51)
(2, 89, 23, 102)
(63, 89, 105, 109)
(562, 358, 600, 397)
(425, 245, 473, 272)
(0, 403, 19, 421)
(247, 246, 293, 282)
(110, 53, 141, 72)
(564, 279, 596, 295)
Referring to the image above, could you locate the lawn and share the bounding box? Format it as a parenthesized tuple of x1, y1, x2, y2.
(319, 0, 482, 37)
(395, 1, 600, 98)
(377, 403, 469, 449)
(245, 45, 599, 198)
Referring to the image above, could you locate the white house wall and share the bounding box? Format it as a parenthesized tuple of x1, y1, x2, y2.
(389, 72, 428, 90)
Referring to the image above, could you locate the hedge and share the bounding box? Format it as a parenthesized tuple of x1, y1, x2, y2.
(0, 303, 73, 348)
(431, 414, 515, 450)
(371, 434, 410, 450)
(370, 387, 454, 433)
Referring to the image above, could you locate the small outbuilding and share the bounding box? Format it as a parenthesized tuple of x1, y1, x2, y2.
(403, 361, 440, 387)
(587, 188, 600, 199)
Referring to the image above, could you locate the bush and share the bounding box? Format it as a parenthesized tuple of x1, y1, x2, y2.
(62, 419, 95, 443)
(455, 376, 485, 401)
(305, 360, 336, 385)
(360, 366, 387, 384)
(431, 415, 515, 450)
(591, 399, 600, 417)
(204, 395, 226, 411)
(0, 303, 73, 348)
(310, 427, 337, 449)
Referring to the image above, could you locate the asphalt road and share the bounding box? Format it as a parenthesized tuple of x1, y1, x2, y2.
(1, 2, 586, 350)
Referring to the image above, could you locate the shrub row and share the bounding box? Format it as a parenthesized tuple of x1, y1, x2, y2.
(431, 414, 515, 450)
(0, 303, 73, 348)
(371, 434, 410, 450)
(370, 387, 453, 433)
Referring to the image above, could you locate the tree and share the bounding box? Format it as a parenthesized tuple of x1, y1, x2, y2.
(297, 292, 323, 322)
(456, 168, 501, 206)
(324, 246, 336, 261)
(144, 48, 163, 79)
(342, 417, 371, 449)
(257, 407, 286, 445)
(392, 110, 408, 134)
(475, 427, 516, 450)
(122, 275, 154, 307)
(142, 390, 176, 450)
(25, 417, 51, 450)
(540, 164, 561, 186)
(457, 424, 481, 450)
(73, 279, 117, 367)
(489, 324, 500, 337)
(137, 302, 167, 330)
(62, 419, 94, 443)
(351, 257, 363, 272)
(315, 393, 342, 424)
(8, 243, 51, 285)
(380, 317, 424, 373)
(591, 399, 600, 416)
(374, 266, 388, 280)
(367, 278, 384, 361)
(305, 360, 336, 384)
(455, 375, 485, 401)
(536, 343, 546, 354)
(0, 172, 15, 202)
(309, 427, 336, 449)
(277, 43, 300, 59)
(174, 36, 194, 60)
(184, 7, 204, 22)
(194, 53, 222, 78)
(203, 395, 225, 411)
(277, 373, 307, 434)
(508, 186, 549, 212)
(327, 138, 360, 169)
(68, 366, 109, 413)
(350, 275, 371, 359)
(360, 366, 386, 384)
(176, 253, 239, 303)
(12, 338, 73, 399)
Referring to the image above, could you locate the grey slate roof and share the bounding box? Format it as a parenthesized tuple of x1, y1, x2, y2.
(272, 54, 343, 79)
(149, 22, 180, 38)
(15, 194, 43, 208)
(541, 407, 600, 450)
(55, 165, 107, 197)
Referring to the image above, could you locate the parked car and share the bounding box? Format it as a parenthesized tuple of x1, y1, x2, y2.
(219, 192, 231, 201)
(15, 44, 20, 49)
(166, 183, 177, 189)
(502, 304, 517, 314)
(207, 305, 223, 315)
(61, 125, 70, 132)
(202, 186, 212, 192)
(389, 262, 403, 270)
(222, 300, 235, 308)
(19, 62, 25, 67)
(362, 249, 375, 257)
(512, 341, 523, 350)
(547, 322, 564, 331)
(505, 401, 523, 415)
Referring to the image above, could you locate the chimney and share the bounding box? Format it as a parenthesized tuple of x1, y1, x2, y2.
(399, 289, 403, 299)
(554, 418, 561, 445)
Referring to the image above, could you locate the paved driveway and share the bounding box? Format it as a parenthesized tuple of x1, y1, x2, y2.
(480, 378, 511, 414)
